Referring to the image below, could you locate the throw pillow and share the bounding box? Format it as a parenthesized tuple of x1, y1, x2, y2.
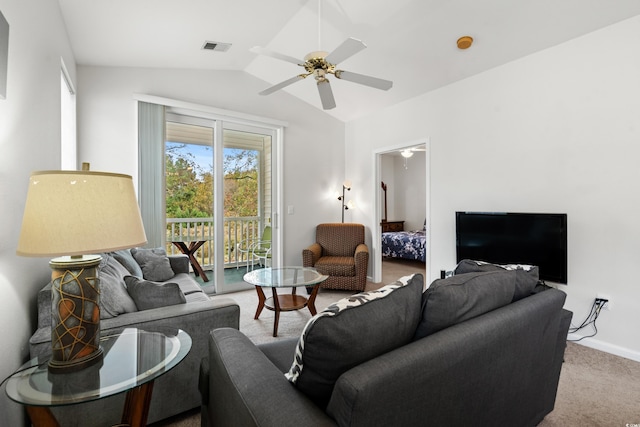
(130, 247, 175, 282)
(454, 259, 539, 301)
(124, 275, 187, 311)
(285, 273, 424, 409)
(413, 270, 516, 340)
(111, 249, 144, 278)
(98, 254, 138, 319)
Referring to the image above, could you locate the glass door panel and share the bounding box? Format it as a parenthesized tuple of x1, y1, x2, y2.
(219, 125, 275, 292)
(165, 119, 215, 293)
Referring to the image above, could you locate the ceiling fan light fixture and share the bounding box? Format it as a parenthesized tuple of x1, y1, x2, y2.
(252, 36, 393, 108)
(401, 149, 414, 158)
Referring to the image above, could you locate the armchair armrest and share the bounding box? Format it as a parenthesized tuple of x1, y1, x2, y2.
(354, 243, 369, 268)
(202, 328, 336, 427)
(302, 243, 322, 267)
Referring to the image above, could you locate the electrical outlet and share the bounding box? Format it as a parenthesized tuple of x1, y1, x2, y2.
(596, 294, 611, 310)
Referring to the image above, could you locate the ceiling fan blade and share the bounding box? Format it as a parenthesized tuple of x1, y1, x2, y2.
(250, 46, 303, 65)
(259, 75, 306, 96)
(334, 70, 393, 91)
(324, 37, 367, 65)
(317, 79, 336, 110)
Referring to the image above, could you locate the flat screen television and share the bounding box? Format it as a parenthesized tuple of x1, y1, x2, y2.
(456, 212, 568, 284)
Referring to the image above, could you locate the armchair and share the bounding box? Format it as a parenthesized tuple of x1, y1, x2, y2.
(302, 223, 369, 291)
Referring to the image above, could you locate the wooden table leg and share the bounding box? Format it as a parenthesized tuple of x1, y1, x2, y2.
(187, 241, 208, 281)
(254, 286, 266, 319)
(121, 381, 155, 427)
(26, 407, 60, 427)
(272, 287, 280, 337)
(171, 242, 209, 282)
(306, 284, 320, 316)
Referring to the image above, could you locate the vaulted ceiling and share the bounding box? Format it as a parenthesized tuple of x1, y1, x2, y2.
(58, 0, 640, 122)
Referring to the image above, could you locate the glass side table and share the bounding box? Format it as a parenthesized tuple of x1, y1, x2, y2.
(243, 267, 328, 337)
(5, 327, 191, 427)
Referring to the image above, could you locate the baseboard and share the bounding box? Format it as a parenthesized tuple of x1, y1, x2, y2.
(567, 333, 640, 362)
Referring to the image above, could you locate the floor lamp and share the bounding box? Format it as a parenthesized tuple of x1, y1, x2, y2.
(337, 180, 354, 223)
(17, 170, 147, 373)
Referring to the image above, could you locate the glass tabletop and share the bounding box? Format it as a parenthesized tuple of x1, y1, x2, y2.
(243, 267, 328, 288)
(5, 327, 191, 407)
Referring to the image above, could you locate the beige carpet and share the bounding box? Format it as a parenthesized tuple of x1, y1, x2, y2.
(151, 259, 640, 426)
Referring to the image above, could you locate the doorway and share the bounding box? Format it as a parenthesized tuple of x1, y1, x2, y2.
(373, 139, 430, 284)
(164, 112, 279, 293)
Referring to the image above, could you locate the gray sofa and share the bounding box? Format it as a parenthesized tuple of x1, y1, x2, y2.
(200, 269, 572, 427)
(29, 248, 240, 427)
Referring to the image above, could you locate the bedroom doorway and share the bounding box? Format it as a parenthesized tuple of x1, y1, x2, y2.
(373, 139, 430, 284)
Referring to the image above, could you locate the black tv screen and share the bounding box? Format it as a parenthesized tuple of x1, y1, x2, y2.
(456, 212, 568, 284)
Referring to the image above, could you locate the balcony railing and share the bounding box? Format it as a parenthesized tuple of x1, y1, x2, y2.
(166, 216, 263, 271)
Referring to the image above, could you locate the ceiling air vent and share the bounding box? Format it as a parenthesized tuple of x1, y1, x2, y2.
(202, 41, 232, 52)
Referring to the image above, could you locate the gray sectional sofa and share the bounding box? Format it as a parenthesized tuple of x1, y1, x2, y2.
(200, 267, 572, 427)
(29, 248, 240, 427)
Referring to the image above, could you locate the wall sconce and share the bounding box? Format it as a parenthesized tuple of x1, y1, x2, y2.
(337, 180, 352, 223)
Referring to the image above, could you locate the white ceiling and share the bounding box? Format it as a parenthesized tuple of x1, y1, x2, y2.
(58, 0, 640, 122)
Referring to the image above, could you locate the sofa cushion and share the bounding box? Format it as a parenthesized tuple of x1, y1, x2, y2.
(98, 254, 138, 319)
(124, 275, 186, 310)
(414, 270, 516, 340)
(170, 273, 210, 303)
(315, 256, 356, 277)
(454, 259, 539, 301)
(111, 249, 144, 278)
(131, 247, 175, 282)
(285, 273, 424, 409)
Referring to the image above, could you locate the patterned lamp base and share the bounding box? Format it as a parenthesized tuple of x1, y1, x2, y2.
(48, 255, 103, 373)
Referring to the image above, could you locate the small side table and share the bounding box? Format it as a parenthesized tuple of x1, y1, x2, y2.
(5, 327, 191, 427)
(244, 267, 328, 337)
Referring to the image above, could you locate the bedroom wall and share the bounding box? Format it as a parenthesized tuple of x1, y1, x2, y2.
(76, 66, 345, 268)
(380, 152, 426, 231)
(0, 0, 77, 424)
(394, 151, 426, 231)
(346, 15, 640, 360)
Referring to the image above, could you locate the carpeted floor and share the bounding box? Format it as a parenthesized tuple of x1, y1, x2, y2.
(151, 259, 640, 426)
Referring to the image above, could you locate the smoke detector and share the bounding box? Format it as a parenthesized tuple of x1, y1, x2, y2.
(202, 41, 232, 52)
(457, 36, 473, 50)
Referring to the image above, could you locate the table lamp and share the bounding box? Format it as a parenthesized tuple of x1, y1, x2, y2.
(16, 170, 147, 373)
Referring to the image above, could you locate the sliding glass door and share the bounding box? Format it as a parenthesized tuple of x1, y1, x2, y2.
(164, 113, 278, 293)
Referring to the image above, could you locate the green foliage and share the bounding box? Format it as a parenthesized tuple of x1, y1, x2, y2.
(165, 144, 259, 219)
(224, 149, 258, 217)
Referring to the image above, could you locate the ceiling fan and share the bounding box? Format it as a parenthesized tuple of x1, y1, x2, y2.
(251, 37, 393, 110)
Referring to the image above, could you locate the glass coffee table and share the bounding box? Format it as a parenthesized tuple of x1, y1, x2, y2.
(5, 327, 191, 427)
(243, 267, 328, 337)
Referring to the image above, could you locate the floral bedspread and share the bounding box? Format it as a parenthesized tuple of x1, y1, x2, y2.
(381, 230, 426, 262)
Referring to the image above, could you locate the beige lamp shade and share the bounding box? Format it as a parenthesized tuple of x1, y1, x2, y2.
(17, 170, 147, 257)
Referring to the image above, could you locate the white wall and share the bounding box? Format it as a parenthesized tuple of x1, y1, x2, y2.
(0, 0, 76, 424)
(347, 15, 640, 360)
(76, 66, 345, 267)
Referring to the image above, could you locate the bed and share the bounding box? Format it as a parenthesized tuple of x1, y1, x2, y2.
(381, 230, 426, 262)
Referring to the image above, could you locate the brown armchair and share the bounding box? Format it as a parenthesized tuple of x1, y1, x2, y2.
(302, 223, 369, 291)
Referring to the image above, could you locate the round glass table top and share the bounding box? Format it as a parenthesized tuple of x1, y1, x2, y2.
(243, 267, 328, 288)
(5, 327, 191, 407)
